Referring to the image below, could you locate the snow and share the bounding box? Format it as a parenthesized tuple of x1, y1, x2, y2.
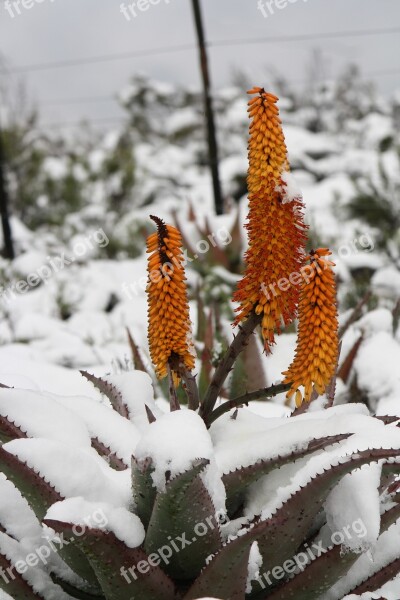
(45, 498, 145, 549)
(276, 170, 303, 204)
(3, 438, 131, 507)
(325, 463, 381, 552)
(354, 331, 400, 406)
(325, 521, 400, 600)
(105, 371, 160, 431)
(0, 532, 72, 600)
(135, 410, 226, 512)
(0, 389, 90, 447)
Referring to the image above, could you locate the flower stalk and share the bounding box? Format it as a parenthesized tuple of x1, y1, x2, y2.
(232, 87, 307, 351)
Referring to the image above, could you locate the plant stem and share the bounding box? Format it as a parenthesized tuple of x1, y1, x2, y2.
(206, 382, 291, 426)
(200, 312, 262, 422)
(169, 354, 199, 410)
(339, 289, 371, 338)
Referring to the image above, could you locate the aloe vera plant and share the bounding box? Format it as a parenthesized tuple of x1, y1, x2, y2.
(0, 87, 399, 600)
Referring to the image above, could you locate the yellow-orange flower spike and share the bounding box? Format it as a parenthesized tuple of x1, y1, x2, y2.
(233, 88, 307, 351)
(282, 248, 339, 407)
(146, 215, 195, 384)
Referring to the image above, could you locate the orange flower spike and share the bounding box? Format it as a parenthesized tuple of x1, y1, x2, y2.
(233, 88, 307, 351)
(146, 215, 195, 383)
(282, 248, 339, 407)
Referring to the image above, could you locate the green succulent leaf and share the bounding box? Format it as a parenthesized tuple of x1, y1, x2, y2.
(131, 456, 157, 529)
(50, 574, 106, 600)
(0, 448, 99, 591)
(260, 499, 400, 600)
(0, 414, 27, 444)
(183, 510, 290, 599)
(183, 540, 252, 600)
(347, 556, 400, 597)
(45, 520, 175, 600)
(0, 545, 44, 599)
(255, 449, 400, 587)
(223, 434, 352, 516)
(0, 447, 61, 521)
(91, 437, 128, 471)
(257, 541, 361, 600)
(144, 458, 222, 580)
(80, 371, 129, 419)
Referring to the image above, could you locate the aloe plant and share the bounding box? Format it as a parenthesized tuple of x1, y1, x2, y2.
(0, 86, 399, 600)
(0, 376, 400, 600)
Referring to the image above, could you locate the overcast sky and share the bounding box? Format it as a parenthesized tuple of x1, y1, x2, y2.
(0, 0, 399, 129)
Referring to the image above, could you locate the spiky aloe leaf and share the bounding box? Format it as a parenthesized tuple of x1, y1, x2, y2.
(183, 541, 252, 600)
(50, 574, 105, 600)
(132, 457, 157, 529)
(184, 512, 288, 600)
(144, 459, 222, 580)
(44, 520, 175, 600)
(91, 438, 128, 471)
(223, 434, 352, 515)
(253, 499, 400, 600)
(255, 543, 359, 600)
(255, 449, 400, 583)
(0, 448, 99, 591)
(0, 545, 43, 599)
(0, 414, 27, 443)
(348, 556, 400, 596)
(126, 328, 149, 374)
(80, 371, 129, 419)
(0, 447, 62, 521)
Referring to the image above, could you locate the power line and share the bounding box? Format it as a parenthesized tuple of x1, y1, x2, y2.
(41, 95, 116, 106)
(36, 66, 400, 108)
(2, 26, 400, 75)
(36, 116, 126, 129)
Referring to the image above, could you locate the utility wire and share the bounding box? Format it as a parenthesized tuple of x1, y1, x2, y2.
(2, 26, 400, 75)
(37, 66, 400, 107)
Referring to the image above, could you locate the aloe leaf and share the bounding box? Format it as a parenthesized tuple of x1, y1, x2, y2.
(254, 543, 359, 600)
(256, 450, 400, 579)
(45, 520, 175, 600)
(50, 574, 105, 600)
(144, 459, 222, 580)
(183, 540, 252, 600)
(0, 545, 44, 599)
(0, 448, 99, 591)
(0, 414, 27, 444)
(126, 328, 149, 374)
(223, 434, 352, 516)
(252, 498, 400, 600)
(91, 438, 128, 471)
(0, 447, 61, 521)
(131, 456, 157, 529)
(347, 556, 400, 596)
(184, 509, 291, 599)
(80, 371, 129, 419)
